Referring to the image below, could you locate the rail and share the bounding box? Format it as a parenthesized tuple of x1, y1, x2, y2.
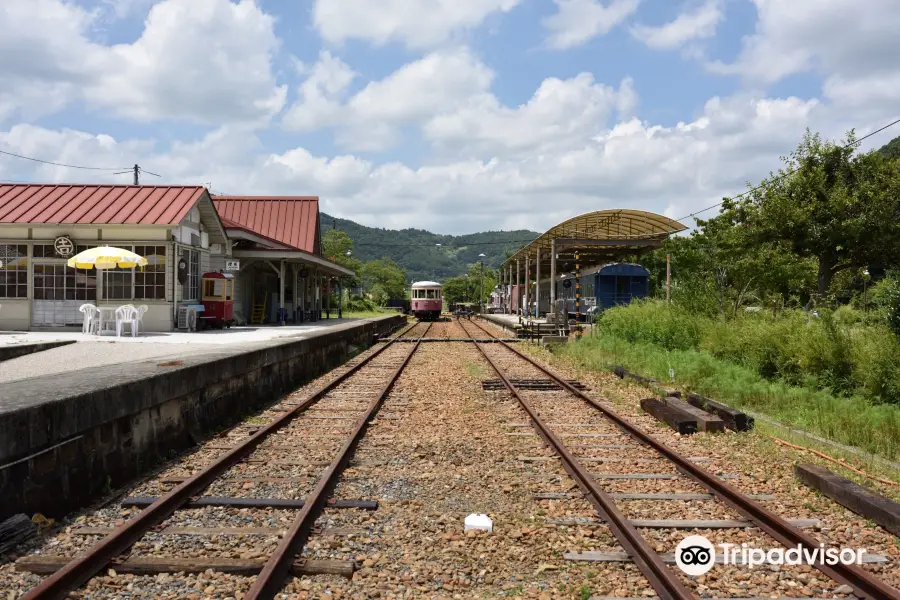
(22, 320, 427, 600)
(462, 316, 900, 600)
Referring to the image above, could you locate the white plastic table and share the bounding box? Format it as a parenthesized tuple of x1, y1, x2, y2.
(96, 306, 119, 335)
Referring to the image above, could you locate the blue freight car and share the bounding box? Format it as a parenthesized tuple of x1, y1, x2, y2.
(531, 262, 650, 319)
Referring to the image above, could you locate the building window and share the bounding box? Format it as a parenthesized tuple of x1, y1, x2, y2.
(0, 244, 27, 298)
(183, 248, 200, 300)
(103, 268, 133, 300)
(135, 245, 166, 300)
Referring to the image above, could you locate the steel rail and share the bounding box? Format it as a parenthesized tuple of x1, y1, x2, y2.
(245, 321, 432, 599)
(22, 320, 420, 600)
(459, 318, 696, 600)
(468, 317, 900, 600)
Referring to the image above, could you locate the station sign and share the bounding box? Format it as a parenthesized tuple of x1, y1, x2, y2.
(225, 259, 240, 271)
(54, 235, 75, 257)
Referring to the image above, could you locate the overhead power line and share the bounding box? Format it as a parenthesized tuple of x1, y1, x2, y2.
(676, 117, 900, 222)
(0, 149, 131, 171)
(0, 149, 161, 184)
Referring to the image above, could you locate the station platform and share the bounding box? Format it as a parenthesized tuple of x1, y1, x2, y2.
(0, 314, 405, 520)
(0, 319, 370, 386)
(479, 313, 592, 338)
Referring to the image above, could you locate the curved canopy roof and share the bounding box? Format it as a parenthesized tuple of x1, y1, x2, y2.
(502, 209, 687, 271)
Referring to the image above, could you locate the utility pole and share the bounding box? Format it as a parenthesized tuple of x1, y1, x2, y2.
(133, 164, 139, 185)
(478, 253, 486, 313)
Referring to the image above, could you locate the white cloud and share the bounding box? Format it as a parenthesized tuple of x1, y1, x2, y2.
(0, 0, 285, 126)
(708, 0, 900, 108)
(423, 75, 635, 157)
(283, 47, 494, 151)
(631, 0, 723, 50)
(312, 0, 521, 49)
(543, 0, 640, 50)
(282, 51, 357, 132)
(1, 90, 848, 235)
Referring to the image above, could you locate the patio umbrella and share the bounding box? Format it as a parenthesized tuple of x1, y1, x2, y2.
(67, 246, 148, 270)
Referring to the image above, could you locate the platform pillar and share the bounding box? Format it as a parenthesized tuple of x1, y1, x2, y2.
(516, 259, 520, 315)
(525, 254, 530, 318)
(550, 239, 556, 321)
(575, 251, 582, 339)
(535, 247, 541, 318)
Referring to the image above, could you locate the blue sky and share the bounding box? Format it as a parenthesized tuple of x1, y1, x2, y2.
(1, 0, 898, 233)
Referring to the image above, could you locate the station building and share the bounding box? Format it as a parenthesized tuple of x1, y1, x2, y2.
(0, 184, 352, 332)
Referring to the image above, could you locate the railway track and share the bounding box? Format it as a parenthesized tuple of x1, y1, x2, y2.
(459, 316, 900, 600)
(19, 320, 432, 600)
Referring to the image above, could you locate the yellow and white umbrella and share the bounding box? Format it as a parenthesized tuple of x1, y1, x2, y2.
(67, 246, 148, 270)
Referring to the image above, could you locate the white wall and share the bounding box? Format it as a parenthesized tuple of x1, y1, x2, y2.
(0, 300, 30, 331)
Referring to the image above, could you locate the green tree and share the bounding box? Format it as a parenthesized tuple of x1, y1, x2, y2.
(322, 229, 363, 287)
(360, 258, 407, 303)
(712, 130, 900, 299)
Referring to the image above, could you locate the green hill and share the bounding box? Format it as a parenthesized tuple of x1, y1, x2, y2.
(321, 213, 539, 282)
(878, 134, 900, 160)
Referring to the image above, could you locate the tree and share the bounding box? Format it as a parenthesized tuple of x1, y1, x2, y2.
(322, 228, 363, 296)
(713, 130, 900, 299)
(360, 258, 406, 302)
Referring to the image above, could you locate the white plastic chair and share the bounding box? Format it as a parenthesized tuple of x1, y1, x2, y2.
(135, 305, 148, 333)
(79, 304, 98, 334)
(115, 305, 140, 338)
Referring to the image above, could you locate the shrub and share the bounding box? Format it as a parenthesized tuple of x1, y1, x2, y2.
(870, 271, 900, 335)
(593, 299, 900, 405)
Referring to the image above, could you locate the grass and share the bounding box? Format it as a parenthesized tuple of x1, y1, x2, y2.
(557, 333, 900, 463)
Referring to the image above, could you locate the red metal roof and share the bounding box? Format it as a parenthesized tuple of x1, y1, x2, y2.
(0, 184, 207, 225)
(213, 196, 320, 253)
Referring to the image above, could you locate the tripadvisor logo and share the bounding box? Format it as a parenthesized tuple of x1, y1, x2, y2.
(675, 535, 868, 576)
(675, 535, 715, 576)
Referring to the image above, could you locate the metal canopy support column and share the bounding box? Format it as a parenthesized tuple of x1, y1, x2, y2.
(291, 264, 298, 323)
(535, 247, 541, 318)
(338, 278, 343, 319)
(507, 265, 512, 313)
(515, 259, 520, 315)
(279, 260, 286, 325)
(575, 251, 582, 339)
(550, 238, 556, 320)
(525, 254, 530, 318)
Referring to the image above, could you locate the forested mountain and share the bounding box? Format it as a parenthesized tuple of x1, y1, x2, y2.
(878, 134, 900, 160)
(320, 213, 538, 282)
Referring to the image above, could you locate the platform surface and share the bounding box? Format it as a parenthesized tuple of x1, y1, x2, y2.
(0, 318, 380, 389)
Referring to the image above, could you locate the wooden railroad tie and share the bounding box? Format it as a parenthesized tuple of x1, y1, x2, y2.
(69, 525, 360, 537)
(121, 496, 377, 510)
(534, 492, 776, 501)
(16, 556, 356, 579)
(639, 397, 698, 435)
(795, 463, 900, 537)
(687, 392, 754, 431)
(546, 516, 820, 529)
(663, 396, 725, 433)
(482, 378, 587, 391)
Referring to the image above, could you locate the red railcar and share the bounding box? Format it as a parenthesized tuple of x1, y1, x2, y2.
(201, 272, 235, 328)
(410, 281, 443, 321)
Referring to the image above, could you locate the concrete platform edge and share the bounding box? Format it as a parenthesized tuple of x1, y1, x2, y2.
(0, 314, 405, 519)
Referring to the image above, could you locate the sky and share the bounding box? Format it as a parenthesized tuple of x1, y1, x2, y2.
(1, 0, 899, 235)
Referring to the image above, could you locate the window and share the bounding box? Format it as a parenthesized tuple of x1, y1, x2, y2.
(134, 245, 166, 300)
(103, 269, 133, 300)
(183, 248, 200, 300)
(0, 244, 27, 298)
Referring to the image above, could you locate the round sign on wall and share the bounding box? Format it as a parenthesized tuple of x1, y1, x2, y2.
(54, 236, 75, 257)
